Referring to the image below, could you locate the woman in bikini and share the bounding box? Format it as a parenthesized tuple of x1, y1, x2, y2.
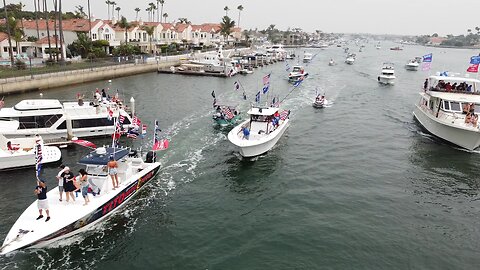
(107, 155, 119, 189)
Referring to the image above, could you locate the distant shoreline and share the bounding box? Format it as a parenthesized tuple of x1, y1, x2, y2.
(425, 44, 480, 50)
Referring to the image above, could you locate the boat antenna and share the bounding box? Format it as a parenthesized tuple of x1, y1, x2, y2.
(279, 80, 303, 104)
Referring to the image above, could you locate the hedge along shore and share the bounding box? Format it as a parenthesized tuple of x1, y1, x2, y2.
(0, 57, 181, 95)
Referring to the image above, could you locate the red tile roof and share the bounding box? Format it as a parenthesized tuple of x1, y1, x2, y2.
(20, 19, 102, 32)
(0, 32, 9, 42)
(160, 23, 175, 30)
(35, 35, 63, 45)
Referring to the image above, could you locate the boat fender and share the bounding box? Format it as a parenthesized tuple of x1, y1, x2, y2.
(377, 76, 380, 81)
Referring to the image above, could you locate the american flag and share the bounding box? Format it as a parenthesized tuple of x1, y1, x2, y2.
(279, 110, 290, 120)
(34, 138, 42, 176)
(222, 107, 234, 120)
(107, 108, 113, 121)
(119, 115, 125, 124)
(263, 73, 270, 85)
(132, 116, 141, 126)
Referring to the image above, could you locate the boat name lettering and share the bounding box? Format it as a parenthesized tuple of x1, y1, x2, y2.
(102, 184, 138, 215)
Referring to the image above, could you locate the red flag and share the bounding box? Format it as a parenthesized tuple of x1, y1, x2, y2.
(467, 64, 479, 73)
(153, 139, 169, 151)
(72, 139, 97, 149)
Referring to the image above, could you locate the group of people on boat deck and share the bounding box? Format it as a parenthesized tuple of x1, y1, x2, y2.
(463, 103, 478, 126)
(432, 80, 473, 92)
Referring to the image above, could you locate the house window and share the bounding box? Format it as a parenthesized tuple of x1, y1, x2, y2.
(143, 33, 147, 41)
(3, 47, 7, 52)
(105, 34, 110, 40)
(92, 33, 97, 40)
(163, 33, 166, 39)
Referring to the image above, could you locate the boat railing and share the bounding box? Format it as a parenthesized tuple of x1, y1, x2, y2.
(428, 87, 480, 95)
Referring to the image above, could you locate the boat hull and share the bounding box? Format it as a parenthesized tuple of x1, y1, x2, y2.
(0, 146, 61, 170)
(228, 119, 290, 157)
(378, 76, 395, 85)
(1, 163, 161, 254)
(405, 65, 419, 71)
(413, 105, 480, 150)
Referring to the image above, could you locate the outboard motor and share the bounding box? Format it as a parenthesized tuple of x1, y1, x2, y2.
(129, 149, 138, 157)
(146, 151, 156, 163)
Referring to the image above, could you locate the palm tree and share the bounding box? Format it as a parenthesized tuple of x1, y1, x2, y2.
(476, 26, 480, 35)
(162, 12, 168, 23)
(2, 0, 14, 65)
(116, 16, 131, 44)
(33, 0, 40, 39)
(105, 0, 110, 20)
(237, 5, 243, 28)
(43, 0, 53, 61)
(115, 6, 121, 19)
(134, 7, 140, 21)
(53, 0, 59, 61)
(110, 1, 116, 19)
(220, 16, 235, 43)
(149, 3, 156, 22)
(158, 0, 165, 23)
(143, 25, 155, 54)
(87, 0, 92, 39)
(224, 6, 229, 16)
(177, 18, 190, 24)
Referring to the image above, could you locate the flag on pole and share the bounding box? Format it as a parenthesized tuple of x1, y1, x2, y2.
(153, 139, 169, 150)
(263, 73, 271, 85)
(34, 137, 42, 176)
(234, 81, 240, 91)
(422, 53, 432, 71)
(132, 116, 141, 127)
(72, 139, 97, 149)
(243, 92, 247, 100)
(107, 108, 113, 121)
(467, 64, 479, 73)
(119, 115, 125, 124)
(262, 83, 270, 94)
(255, 91, 261, 103)
(470, 56, 480, 65)
(211, 90, 216, 98)
(279, 110, 290, 120)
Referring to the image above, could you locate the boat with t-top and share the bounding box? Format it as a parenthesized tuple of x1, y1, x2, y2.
(413, 74, 480, 150)
(0, 146, 161, 254)
(303, 52, 313, 63)
(227, 105, 290, 157)
(288, 65, 309, 82)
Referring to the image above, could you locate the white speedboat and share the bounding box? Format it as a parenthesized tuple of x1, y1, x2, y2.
(345, 54, 355, 65)
(375, 43, 381, 50)
(288, 65, 309, 81)
(312, 96, 327, 108)
(413, 75, 480, 150)
(405, 60, 419, 71)
(227, 106, 290, 157)
(0, 146, 161, 254)
(378, 63, 396, 85)
(0, 99, 133, 143)
(0, 133, 61, 170)
(303, 52, 313, 63)
(239, 66, 254, 75)
(328, 59, 335, 66)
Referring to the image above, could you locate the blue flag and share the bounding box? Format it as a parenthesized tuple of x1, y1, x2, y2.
(293, 77, 303, 87)
(262, 83, 270, 94)
(470, 56, 480, 65)
(255, 91, 261, 103)
(422, 53, 432, 63)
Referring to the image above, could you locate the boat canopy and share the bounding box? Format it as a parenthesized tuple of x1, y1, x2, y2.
(247, 107, 278, 116)
(79, 147, 130, 165)
(428, 91, 480, 103)
(429, 75, 480, 84)
(14, 99, 62, 111)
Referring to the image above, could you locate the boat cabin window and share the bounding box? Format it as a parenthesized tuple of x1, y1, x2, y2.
(56, 120, 67, 130)
(449, 102, 461, 112)
(429, 101, 434, 110)
(16, 114, 62, 129)
(251, 115, 269, 122)
(442, 100, 450, 111)
(73, 118, 115, 128)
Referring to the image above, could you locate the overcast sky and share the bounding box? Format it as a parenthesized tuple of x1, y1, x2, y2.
(12, 0, 480, 36)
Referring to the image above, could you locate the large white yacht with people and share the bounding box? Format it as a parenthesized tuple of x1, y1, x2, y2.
(413, 74, 480, 150)
(227, 105, 290, 157)
(0, 98, 133, 143)
(377, 63, 396, 85)
(0, 146, 161, 254)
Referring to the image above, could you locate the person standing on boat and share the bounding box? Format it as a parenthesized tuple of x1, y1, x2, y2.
(56, 165, 67, 202)
(242, 127, 250, 140)
(107, 155, 119, 190)
(78, 169, 90, 206)
(423, 79, 428, 91)
(62, 167, 76, 203)
(34, 178, 50, 222)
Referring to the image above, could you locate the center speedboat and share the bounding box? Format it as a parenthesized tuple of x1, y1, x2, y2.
(288, 65, 309, 82)
(328, 59, 335, 66)
(405, 59, 419, 71)
(227, 106, 290, 157)
(378, 63, 396, 85)
(413, 75, 480, 150)
(0, 132, 61, 171)
(0, 98, 133, 143)
(345, 54, 356, 65)
(303, 52, 313, 63)
(313, 95, 327, 108)
(0, 146, 161, 254)
(213, 104, 241, 126)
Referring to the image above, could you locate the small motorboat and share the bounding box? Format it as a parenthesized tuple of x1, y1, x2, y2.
(239, 66, 254, 75)
(303, 52, 313, 63)
(0, 133, 61, 171)
(213, 105, 241, 126)
(312, 95, 326, 108)
(1, 146, 161, 254)
(227, 106, 290, 157)
(328, 59, 335, 66)
(405, 59, 419, 71)
(390, 46, 403, 51)
(345, 54, 356, 65)
(288, 65, 309, 81)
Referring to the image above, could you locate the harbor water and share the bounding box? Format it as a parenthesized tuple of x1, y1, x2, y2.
(1, 43, 480, 269)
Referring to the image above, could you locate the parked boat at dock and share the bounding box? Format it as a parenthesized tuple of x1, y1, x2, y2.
(0, 146, 161, 254)
(227, 106, 290, 157)
(413, 75, 480, 150)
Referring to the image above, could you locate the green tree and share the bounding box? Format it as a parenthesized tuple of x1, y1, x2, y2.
(158, 0, 164, 23)
(223, 6, 229, 16)
(237, 5, 243, 28)
(115, 6, 120, 19)
(162, 12, 168, 23)
(116, 16, 131, 44)
(134, 7, 140, 21)
(220, 16, 235, 43)
(143, 25, 155, 54)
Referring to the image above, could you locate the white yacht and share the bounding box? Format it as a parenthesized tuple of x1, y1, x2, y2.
(0, 99, 133, 143)
(328, 59, 335, 66)
(189, 46, 237, 75)
(0, 146, 161, 254)
(378, 63, 396, 85)
(303, 52, 313, 63)
(288, 65, 308, 81)
(227, 106, 290, 157)
(0, 133, 61, 170)
(345, 54, 355, 65)
(266, 44, 287, 60)
(375, 43, 381, 50)
(413, 75, 480, 150)
(405, 59, 419, 71)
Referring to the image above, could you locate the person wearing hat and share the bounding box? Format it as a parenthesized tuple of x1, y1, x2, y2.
(107, 155, 119, 189)
(34, 178, 50, 222)
(56, 164, 67, 201)
(62, 167, 76, 202)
